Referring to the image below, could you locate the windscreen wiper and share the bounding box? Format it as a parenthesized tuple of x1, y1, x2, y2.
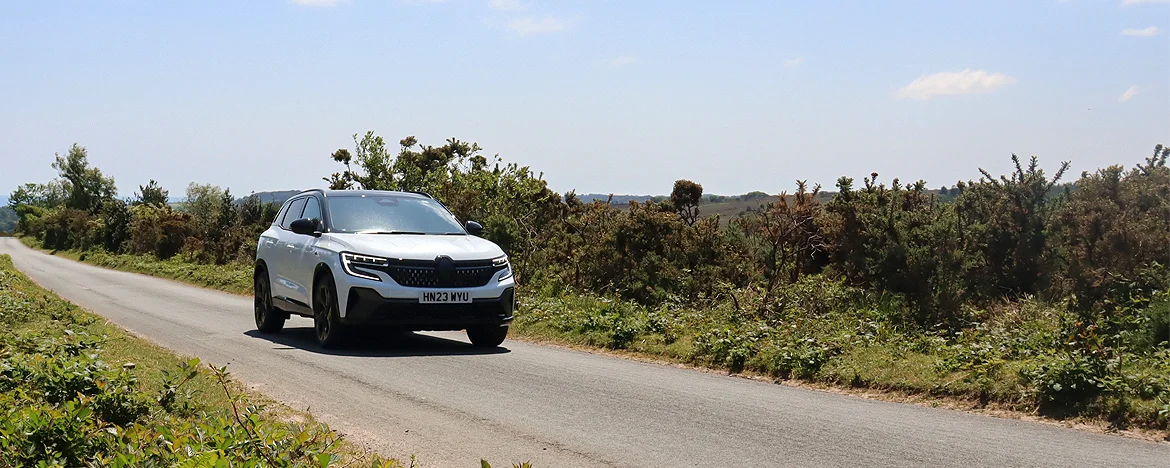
(356, 230, 428, 235)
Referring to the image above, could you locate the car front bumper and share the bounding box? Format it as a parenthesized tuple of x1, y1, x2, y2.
(341, 286, 515, 330)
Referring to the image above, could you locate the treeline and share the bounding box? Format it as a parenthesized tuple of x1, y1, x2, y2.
(9, 144, 280, 264)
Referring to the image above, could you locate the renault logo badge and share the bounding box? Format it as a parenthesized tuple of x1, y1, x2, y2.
(435, 255, 456, 285)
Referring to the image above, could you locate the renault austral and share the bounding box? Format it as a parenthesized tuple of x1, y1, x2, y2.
(253, 190, 515, 348)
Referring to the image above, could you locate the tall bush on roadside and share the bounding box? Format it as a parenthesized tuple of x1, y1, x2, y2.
(128, 204, 195, 259)
(954, 155, 1069, 300)
(1048, 145, 1170, 305)
(820, 174, 965, 322)
(735, 181, 826, 315)
(97, 198, 131, 253)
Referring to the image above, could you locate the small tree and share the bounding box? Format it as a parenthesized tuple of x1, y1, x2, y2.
(670, 180, 703, 225)
(134, 179, 170, 207)
(52, 143, 116, 213)
(737, 181, 824, 314)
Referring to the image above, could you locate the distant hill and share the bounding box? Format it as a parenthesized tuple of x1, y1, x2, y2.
(576, 188, 966, 222)
(163, 190, 300, 207)
(0, 206, 16, 233)
(575, 194, 665, 205)
(243, 190, 301, 206)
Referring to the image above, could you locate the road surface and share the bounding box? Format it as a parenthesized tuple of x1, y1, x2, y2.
(1, 238, 1166, 467)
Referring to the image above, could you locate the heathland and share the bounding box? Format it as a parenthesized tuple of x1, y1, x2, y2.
(8, 136, 1170, 435)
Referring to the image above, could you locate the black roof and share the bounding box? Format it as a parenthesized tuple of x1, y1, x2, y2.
(295, 189, 431, 199)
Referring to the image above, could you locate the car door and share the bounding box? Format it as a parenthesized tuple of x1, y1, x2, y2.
(272, 197, 308, 308)
(287, 195, 323, 308)
(256, 199, 290, 283)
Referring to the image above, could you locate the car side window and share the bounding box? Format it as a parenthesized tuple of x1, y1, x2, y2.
(301, 197, 322, 224)
(280, 198, 308, 230)
(272, 201, 290, 227)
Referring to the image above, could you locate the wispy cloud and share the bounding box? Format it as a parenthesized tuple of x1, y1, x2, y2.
(896, 69, 1016, 100)
(1122, 0, 1169, 5)
(1121, 26, 1160, 36)
(490, 0, 524, 10)
(290, 0, 338, 6)
(609, 56, 636, 67)
(783, 57, 804, 67)
(506, 16, 572, 36)
(1119, 86, 1139, 102)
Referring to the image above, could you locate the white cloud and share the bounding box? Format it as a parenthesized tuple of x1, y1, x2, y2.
(1121, 26, 1160, 36)
(1123, 0, 1169, 5)
(291, 0, 338, 5)
(506, 16, 572, 36)
(490, 0, 524, 10)
(1119, 86, 1139, 102)
(896, 69, 1016, 100)
(783, 57, 804, 67)
(609, 56, 636, 67)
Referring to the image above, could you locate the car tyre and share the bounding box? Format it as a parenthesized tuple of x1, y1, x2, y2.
(313, 276, 346, 348)
(254, 266, 285, 333)
(467, 325, 508, 348)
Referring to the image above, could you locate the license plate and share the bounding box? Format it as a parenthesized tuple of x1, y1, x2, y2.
(419, 290, 472, 304)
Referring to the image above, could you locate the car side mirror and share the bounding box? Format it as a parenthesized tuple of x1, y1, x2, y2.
(290, 218, 321, 237)
(465, 220, 484, 236)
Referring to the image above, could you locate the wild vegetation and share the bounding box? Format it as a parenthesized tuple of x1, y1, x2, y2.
(9, 136, 1170, 433)
(0, 254, 406, 466)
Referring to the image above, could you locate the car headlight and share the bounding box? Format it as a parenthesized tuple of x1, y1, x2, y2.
(494, 255, 513, 282)
(341, 252, 388, 281)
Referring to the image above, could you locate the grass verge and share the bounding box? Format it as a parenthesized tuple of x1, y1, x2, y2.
(21, 236, 252, 294)
(0, 252, 406, 466)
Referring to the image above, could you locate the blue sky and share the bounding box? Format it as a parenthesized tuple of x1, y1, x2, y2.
(1, 1, 1167, 198)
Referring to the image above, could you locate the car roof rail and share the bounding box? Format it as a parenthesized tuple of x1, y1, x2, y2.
(406, 191, 433, 199)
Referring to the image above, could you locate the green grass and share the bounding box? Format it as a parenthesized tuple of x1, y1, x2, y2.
(21, 237, 1170, 436)
(0, 253, 404, 466)
(21, 236, 251, 295)
(515, 278, 1170, 434)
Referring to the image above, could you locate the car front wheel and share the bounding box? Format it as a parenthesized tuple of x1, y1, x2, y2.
(467, 325, 508, 348)
(313, 277, 346, 348)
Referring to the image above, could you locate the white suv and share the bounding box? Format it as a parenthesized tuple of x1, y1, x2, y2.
(253, 189, 515, 348)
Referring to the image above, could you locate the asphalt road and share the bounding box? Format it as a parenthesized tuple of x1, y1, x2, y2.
(2, 238, 1167, 467)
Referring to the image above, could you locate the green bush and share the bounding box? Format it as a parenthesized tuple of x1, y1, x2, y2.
(1023, 350, 1109, 411)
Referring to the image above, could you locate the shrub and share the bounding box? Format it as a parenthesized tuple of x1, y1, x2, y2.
(1022, 350, 1109, 411)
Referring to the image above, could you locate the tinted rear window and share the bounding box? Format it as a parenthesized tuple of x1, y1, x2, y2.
(280, 198, 308, 230)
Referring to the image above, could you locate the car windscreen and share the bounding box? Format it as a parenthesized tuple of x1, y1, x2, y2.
(326, 195, 466, 235)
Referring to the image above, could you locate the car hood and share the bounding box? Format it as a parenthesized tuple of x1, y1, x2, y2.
(322, 233, 505, 261)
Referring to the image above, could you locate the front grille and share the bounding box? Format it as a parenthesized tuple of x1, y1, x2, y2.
(376, 259, 506, 288)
